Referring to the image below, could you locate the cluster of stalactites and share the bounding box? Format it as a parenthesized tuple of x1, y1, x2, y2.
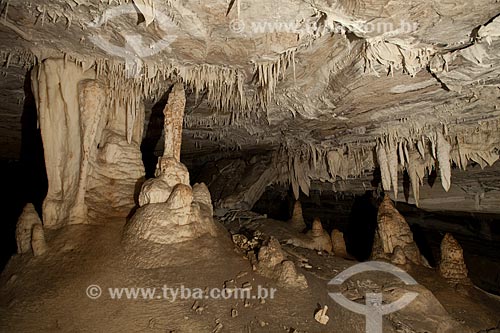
(254, 48, 297, 108)
(273, 121, 499, 202)
(375, 126, 499, 206)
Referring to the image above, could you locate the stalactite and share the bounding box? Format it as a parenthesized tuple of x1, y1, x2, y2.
(387, 140, 399, 199)
(406, 151, 427, 207)
(417, 137, 426, 159)
(376, 142, 392, 193)
(436, 131, 452, 192)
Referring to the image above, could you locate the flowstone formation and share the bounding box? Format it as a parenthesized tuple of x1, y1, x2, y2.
(31, 59, 145, 227)
(439, 233, 469, 282)
(372, 195, 423, 265)
(123, 83, 218, 247)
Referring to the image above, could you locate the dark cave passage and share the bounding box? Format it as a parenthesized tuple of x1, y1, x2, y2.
(1, 71, 47, 271)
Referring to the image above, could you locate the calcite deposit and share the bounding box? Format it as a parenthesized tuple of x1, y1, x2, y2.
(439, 233, 469, 282)
(257, 237, 308, 290)
(15, 203, 42, 254)
(123, 83, 218, 246)
(0, 1, 500, 332)
(287, 217, 333, 253)
(331, 229, 348, 258)
(372, 195, 422, 265)
(289, 200, 307, 232)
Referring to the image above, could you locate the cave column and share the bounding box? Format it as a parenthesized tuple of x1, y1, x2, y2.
(31, 58, 145, 227)
(31, 59, 95, 228)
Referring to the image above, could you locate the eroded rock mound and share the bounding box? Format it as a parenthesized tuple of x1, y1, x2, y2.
(372, 195, 422, 265)
(15, 203, 43, 254)
(439, 233, 469, 282)
(257, 237, 308, 290)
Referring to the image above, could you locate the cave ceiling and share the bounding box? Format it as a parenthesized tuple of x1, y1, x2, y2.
(0, 0, 499, 188)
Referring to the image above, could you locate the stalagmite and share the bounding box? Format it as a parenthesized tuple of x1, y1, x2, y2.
(439, 233, 468, 281)
(308, 218, 333, 253)
(31, 224, 48, 256)
(372, 195, 422, 265)
(257, 237, 308, 290)
(287, 218, 333, 253)
(16, 203, 43, 254)
(331, 229, 348, 258)
(289, 200, 307, 232)
(123, 83, 218, 249)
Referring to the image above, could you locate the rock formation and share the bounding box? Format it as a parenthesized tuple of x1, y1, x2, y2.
(200, 153, 278, 212)
(31, 224, 48, 256)
(287, 217, 333, 253)
(331, 229, 348, 258)
(372, 195, 422, 265)
(123, 83, 218, 246)
(439, 233, 469, 281)
(257, 237, 308, 290)
(15, 203, 42, 254)
(309, 218, 333, 253)
(289, 200, 307, 232)
(30, 59, 145, 227)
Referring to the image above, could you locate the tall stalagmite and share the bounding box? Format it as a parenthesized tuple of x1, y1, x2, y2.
(123, 83, 217, 250)
(372, 195, 422, 265)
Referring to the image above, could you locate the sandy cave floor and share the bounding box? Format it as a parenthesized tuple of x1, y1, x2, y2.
(0, 218, 499, 333)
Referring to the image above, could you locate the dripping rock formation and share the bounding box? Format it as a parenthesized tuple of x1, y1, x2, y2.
(0, 0, 500, 332)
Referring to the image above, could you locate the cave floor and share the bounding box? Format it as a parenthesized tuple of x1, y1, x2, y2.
(0, 218, 499, 333)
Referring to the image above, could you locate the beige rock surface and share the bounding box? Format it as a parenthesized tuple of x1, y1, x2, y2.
(257, 237, 308, 290)
(372, 195, 422, 264)
(289, 201, 307, 232)
(31, 224, 47, 256)
(331, 229, 348, 258)
(123, 83, 217, 247)
(439, 233, 469, 281)
(15, 203, 42, 254)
